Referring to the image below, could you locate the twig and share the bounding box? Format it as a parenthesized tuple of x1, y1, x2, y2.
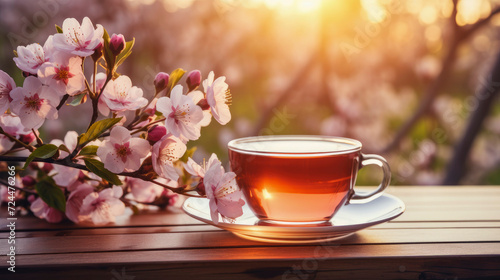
(0, 179, 37, 194)
(32, 128, 43, 146)
(0, 128, 34, 152)
(56, 94, 69, 110)
(0, 156, 88, 171)
(151, 179, 204, 197)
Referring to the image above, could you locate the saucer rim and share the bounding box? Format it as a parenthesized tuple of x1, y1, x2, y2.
(182, 193, 406, 235)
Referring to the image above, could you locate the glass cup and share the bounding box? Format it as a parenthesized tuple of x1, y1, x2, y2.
(228, 135, 391, 225)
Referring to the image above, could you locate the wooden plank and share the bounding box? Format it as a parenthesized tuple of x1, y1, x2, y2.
(1, 255, 499, 280)
(4, 227, 500, 255)
(1, 243, 499, 267)
(7, 221, 498, 238)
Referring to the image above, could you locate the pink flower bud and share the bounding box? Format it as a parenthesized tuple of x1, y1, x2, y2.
(92, 42, 103, 61)
(20, 132, 36, 144)
(197, 98, 210, 110)
(186, 70, 201, 91)
(196, 179, 206, 196)
(109, 33, 125, 56)
(27, 195, 36, 203)
(154, 72, 169, 93)
(41, 163, 53, 173)
(147, 125, 167, 143)
(22, 176, 36, 187)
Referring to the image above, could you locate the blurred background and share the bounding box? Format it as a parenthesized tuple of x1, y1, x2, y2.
(1, 0, 499, 186)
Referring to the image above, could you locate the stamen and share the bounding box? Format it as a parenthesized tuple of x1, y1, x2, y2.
(225, 89, 232, 105)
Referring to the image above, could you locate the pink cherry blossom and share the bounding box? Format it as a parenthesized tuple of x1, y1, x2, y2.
(204, 71, 231, 125)
(0, 70, 16, 113)
(65, 183, 94, 223)
(204, 161, 245, 224)
(156, 85, 204, 141)
(0, 113, 31, 154)
(151, 134, 186, 181)
(30, 197, 64, 223)
(96, 126, 151, 173)
(126, 177, 164, 203)
(80, 186, 125, 225)
(38, 55, 85, 96)
(13, 35, 54, 75)
(9, 76, 59, 130)
(53, 17, 104, 57)
(183, 153, 220, 178)
(188, 90, 212, 127)
(100, 75, 148, 112)
(50, 131, 81, 187)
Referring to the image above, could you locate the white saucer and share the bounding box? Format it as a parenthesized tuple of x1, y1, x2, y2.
(182, 193, 405, 244)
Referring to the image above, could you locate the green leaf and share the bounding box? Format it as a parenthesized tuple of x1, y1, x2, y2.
(35, 177, 66, 212)
(58, 144, 70, 154)
(115, 38, 135, 68)
(55, 24, 63, 33)
(102, 28, 115, 73)
(78, 117, 122, 146)
(167, 68, 186, 95)
(23, 144, 59, 169)
(68, 93, 87, 106)
(79, 145, 98, 156)
(179, 146, 197, 163)
(84, 158, 122, 185)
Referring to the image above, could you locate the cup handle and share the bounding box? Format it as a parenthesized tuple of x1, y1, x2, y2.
(351, 153, 391, 201)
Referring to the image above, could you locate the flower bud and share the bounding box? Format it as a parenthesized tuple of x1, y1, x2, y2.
(197, 98, 210, 110)
(109, 34, 125, 56)
(147, 125, 167, 143)
(154, 72, 169, 93)
(22, 176, 36, 187)
(91, 42, 103, 61)
(20, 132, 36, 144)
(41, 163, 53, 173)
(196, 179, 206, 196)
(186, 70, 201, 91)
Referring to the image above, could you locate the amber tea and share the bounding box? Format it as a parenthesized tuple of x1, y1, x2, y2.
(228, 136, 391, 225)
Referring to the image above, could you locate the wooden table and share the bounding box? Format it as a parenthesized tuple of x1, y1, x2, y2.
(1, 186, 499, 279)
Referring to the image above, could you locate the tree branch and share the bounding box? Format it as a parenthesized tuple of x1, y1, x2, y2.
(443, 51, 500, 184)
(382, 4, 500, 153)
(459, 5, 500, 41)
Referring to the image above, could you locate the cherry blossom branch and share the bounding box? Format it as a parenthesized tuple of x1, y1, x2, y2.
(93, 61, 97, 94)
(56, 94, 69, 110)
(32, 129, 43, 146)
(87, 74, 112, 131)
(0, 156, 88, 171)
(150, 179, 204, 197)
(0, 154, 203, 197)
(130, 117, 166, 134)
(0, 179, 37, 194)
(0, 128, 34, 152)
